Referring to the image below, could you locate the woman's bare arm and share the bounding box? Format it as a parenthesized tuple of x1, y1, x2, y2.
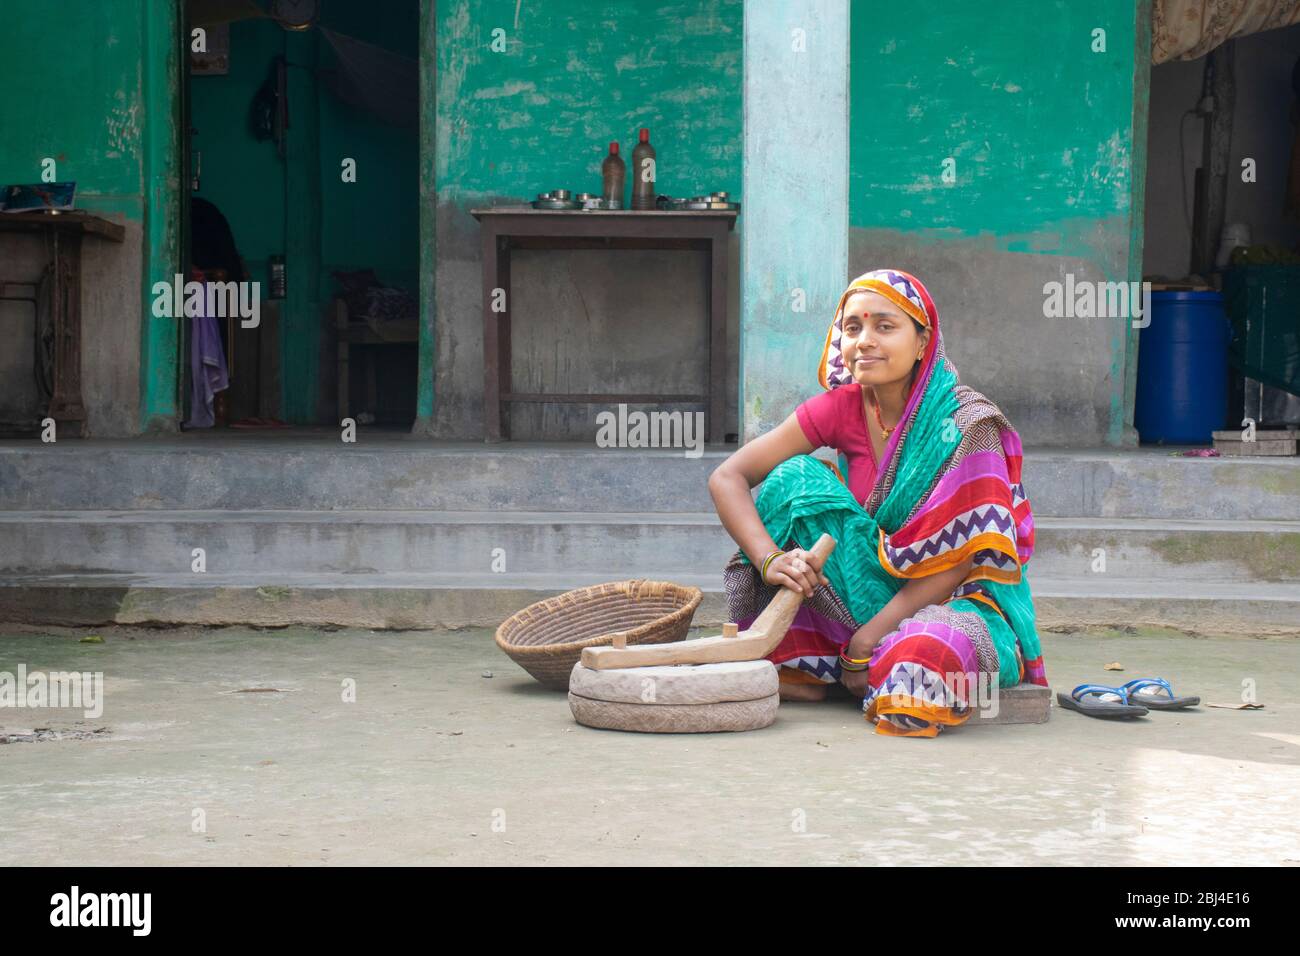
(707, 412, 815, 568)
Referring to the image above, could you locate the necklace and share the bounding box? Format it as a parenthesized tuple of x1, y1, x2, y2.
(866, 388, 896, 440)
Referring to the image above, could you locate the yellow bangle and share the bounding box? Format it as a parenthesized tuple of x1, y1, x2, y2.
(759, 549, 785, 584)
(842, 647, 873, 671)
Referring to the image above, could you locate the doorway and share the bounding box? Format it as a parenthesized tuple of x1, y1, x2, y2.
(180, 0, 421, 434)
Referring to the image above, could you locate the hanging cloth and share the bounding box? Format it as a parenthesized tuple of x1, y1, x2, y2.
(1153, 0, 1300, 64)
(319, 27, 418, 128)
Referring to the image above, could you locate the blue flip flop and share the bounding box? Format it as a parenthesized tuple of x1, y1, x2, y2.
(1119, 677, 1199, 711)
(1057, 683, 1149, 719)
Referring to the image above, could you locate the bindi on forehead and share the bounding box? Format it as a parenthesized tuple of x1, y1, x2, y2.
(843, 291, 903, 319)
(844, 307, 905, 322)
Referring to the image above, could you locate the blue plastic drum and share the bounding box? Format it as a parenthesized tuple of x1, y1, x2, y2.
(1134, 290, 1231, 444)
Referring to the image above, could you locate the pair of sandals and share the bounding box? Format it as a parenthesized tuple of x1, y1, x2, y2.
(1058, 678, 1200, 719)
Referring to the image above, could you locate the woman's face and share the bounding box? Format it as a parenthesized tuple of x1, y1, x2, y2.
(839, 291, 929, 387)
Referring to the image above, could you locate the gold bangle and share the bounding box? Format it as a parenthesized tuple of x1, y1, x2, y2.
(759, 549, 785, 584)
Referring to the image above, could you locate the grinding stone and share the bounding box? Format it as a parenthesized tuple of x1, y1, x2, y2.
(568, 660, 778, 705)
(568, 692, 779, 733)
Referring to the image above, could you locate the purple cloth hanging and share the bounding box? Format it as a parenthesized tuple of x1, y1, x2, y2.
(185, 308, 229, 429)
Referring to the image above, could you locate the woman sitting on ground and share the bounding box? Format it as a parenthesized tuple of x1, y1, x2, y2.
(708, 269, 1047, 737)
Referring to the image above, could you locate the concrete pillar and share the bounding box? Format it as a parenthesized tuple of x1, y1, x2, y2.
(414, 0, 437, 433)
(139, 0, 182, 433)
(1120, 0, 1152, 448)
(741, 0, 848, 442)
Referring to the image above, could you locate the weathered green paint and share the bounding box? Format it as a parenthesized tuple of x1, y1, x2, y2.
(0, 1, 148, 214)
(416, 0, 438, 426)
(847, 0, 1145, 446)
(849, 0, 1137, 244)
(140, 0, 182, 432)
(434, 0, 743, 437)
(0, 0, 180, 434)
(436, 0, 743, 204)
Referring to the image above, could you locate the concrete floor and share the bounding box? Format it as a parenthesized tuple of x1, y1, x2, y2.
(1, 625, 1297, 866)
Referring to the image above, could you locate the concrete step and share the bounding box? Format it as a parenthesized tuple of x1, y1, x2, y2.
(2, 440, 1297, 520)
(0, 571, 1296, 636)
(1, 511, 1296, 585)
(1027, 516, 1300, 584)
(0, 510, 735, 576)
(3, 439, 1296, 635)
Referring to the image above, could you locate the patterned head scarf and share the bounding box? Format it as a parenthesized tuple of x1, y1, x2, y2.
(817, 268, 940, 391)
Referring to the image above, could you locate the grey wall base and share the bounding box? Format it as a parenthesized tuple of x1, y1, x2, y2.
(1, 577, 1296, 639)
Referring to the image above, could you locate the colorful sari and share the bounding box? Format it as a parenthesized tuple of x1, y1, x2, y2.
(723, 269, 1047, 737)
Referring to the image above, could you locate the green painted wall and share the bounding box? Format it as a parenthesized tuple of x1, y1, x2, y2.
(430, 0, 744, 437)
(436, 0, 743, 204)
(848, 0, 1137, 249)
(3, 0, 736, 433)
(0, 0, 179, 435)
(846, 0, 1144, 446)
(0, 1, 147, 218)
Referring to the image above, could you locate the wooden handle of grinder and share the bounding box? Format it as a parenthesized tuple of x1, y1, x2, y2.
(580, 533, 836, 670)
(745, 532, 836, 646)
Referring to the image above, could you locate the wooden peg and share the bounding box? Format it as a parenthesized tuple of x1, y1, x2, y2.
(722, 622, 738, 638)
(612, 633, 627, 649)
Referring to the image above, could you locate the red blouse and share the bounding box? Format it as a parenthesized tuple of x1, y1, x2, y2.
(795, 384, 879, 505)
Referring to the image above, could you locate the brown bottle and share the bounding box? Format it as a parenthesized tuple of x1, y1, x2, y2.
(601, 142, 625, 208)
(631, 128, 656, 210)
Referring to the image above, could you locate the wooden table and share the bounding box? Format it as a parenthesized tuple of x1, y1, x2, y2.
(470, 206, 737, 443)
(0, 211, 126, 437)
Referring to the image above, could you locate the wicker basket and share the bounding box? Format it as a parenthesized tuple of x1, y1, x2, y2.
(495, 580, 703, 689)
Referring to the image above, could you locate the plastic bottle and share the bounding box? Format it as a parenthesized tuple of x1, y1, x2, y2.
(631, 129, 656, 210)
(601, 142, 625, 209)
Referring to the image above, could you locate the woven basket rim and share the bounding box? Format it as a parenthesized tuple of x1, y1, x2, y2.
(494, 579, 702, 658)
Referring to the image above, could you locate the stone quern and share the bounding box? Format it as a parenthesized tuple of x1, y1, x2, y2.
(568, 660, 780, 733)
